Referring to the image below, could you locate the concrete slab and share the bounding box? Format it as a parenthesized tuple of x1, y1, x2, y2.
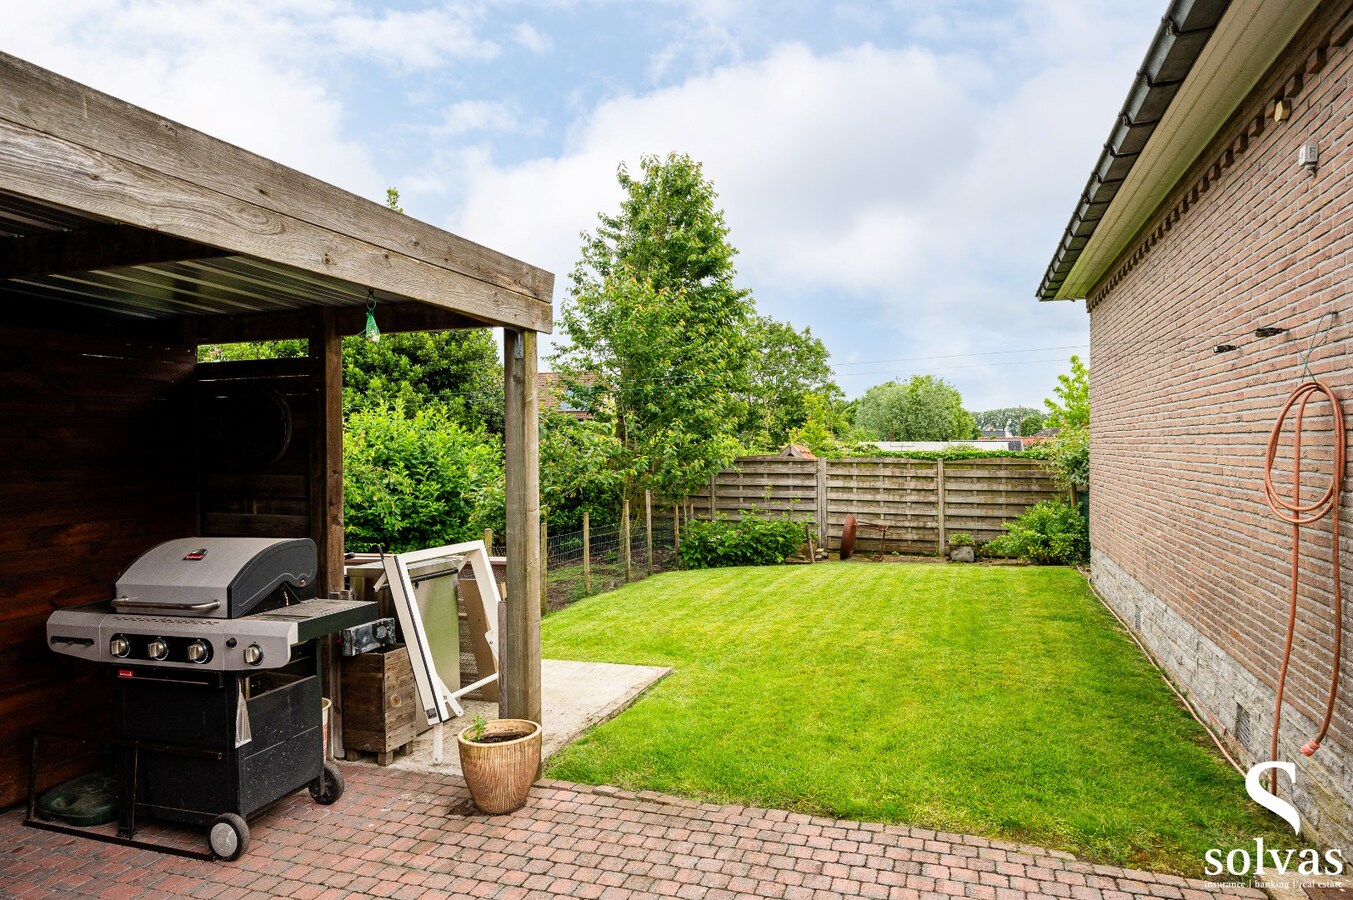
(343, 657, 670, 776)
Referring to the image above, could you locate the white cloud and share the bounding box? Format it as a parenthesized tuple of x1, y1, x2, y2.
(328, 8, 499, 69)
(445, 4, 1152, 405)
(511, 21, 553, 53)
(436, 100, 542, 137)
(0, 0, 504, 201)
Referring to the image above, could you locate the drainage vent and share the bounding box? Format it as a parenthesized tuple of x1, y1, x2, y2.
(1133, 606, 1141, 631)
(1235, 703, 1252, 751)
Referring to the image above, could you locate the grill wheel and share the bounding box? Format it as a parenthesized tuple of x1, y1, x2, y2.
(208, 813, 249, 861)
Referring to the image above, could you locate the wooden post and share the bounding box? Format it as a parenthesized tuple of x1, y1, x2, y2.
(502, 329, 542, 731)
(936, 459, 947, 556)
(309, 308, 344, 757)
(582, 511, 591, 595)
(645, 489, 654, 574)
(483, 527, 493, 554)
(622, 495, 632, 583)
(815, 458, 829, 552)
(673, 505, 680, 555)
(540, 520, 549, 616)
(709, 475, 716, 519)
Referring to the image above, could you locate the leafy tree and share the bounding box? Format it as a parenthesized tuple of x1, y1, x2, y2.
(539, 412, 625, 532)
(555, 153, 755, 502)
(1019, 412, 1046, 436)
(788, 393, 854, 456)
(854, 375, 977, 441)
(1039, 356, 1090, 487)
(738, 315, 842, 450)
(343, 330, 503, 434)
(974, 406, 1042, 434)
(1044, 355, 1089, 429)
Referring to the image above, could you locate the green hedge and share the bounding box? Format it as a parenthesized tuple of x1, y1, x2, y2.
(679, 512, 811, 568)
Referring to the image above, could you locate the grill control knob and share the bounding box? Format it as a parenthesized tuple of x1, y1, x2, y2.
(186, 640, 211, 664)
(146, 639, 169, 661)
(243, 644, 264, 666)
(109, 636, 130, 658)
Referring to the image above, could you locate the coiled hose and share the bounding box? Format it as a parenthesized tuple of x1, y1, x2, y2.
(1262, 379, 1345, 794)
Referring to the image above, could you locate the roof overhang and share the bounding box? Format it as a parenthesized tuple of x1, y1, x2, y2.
(0, 52, 554, 334)
(1039, 0, 1323, 301)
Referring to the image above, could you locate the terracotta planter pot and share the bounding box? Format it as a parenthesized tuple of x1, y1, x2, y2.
(457, 719, 542, 815)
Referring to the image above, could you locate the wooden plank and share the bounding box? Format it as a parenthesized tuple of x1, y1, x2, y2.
(201, 512, 310, 535)
(936, 460, 946, 554)
(502, 329, 542, 732)
(310, 308, 344, 597)
(191, 301, 484, 343)
(0, 52, 553, 304)
(0, 223, 226, 279)
(0, 117, 551, 332)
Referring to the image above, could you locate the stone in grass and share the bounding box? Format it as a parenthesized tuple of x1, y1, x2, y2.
(949, 545, 976, 563)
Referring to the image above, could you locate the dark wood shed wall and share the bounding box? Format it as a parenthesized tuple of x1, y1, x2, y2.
(196, 357, 318, 539)
(0, 321, 197, 806)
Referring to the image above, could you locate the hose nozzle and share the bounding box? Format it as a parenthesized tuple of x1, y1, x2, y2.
(1301, 739, 1321, 756)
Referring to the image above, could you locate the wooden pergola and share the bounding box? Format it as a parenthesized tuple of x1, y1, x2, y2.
(0, 52, 547, 804)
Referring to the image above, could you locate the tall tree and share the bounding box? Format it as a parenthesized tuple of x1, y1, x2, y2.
(855, 375, 977, 441)
(974, 406, 1042, 434)
(738, 315, 842, 450)
(555, 153, 755, 501)
(1043, 355, 1090, 429)
(1042, 355, 1090, 488)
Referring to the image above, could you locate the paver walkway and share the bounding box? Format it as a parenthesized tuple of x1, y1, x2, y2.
(0, 765, 1264, 900)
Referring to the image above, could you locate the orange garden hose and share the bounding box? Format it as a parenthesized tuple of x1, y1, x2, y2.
(1262, 380, 1346, 794)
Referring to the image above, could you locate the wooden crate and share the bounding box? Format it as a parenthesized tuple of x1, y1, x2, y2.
(340, 644, 417, 764)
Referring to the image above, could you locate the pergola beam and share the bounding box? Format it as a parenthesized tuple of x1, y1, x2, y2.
(189, 302, 484, 344)
(0, 224, 226, 280)
(0, 53, 553, 332)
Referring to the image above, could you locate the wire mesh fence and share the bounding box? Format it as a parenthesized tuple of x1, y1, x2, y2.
(545, 516, 679, 609)
(481, 504, 686, 612)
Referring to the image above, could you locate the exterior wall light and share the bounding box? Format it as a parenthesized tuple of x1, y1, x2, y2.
(1299, 142, 1319, 174)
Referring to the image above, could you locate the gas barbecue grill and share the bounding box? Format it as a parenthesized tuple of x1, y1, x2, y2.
(41, 537, 376, 860)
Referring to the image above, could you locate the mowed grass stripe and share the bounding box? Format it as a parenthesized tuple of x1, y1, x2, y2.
(541, 562, 1288, 874)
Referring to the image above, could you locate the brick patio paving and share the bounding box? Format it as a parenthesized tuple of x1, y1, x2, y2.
(0, 764, 1265, 900)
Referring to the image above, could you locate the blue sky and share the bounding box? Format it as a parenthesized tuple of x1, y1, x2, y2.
(3, 0, 1163, 409)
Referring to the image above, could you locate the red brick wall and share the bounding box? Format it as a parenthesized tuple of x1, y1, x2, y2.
(1089, 1, 1353, 763)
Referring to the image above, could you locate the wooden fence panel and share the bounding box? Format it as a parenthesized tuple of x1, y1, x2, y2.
(825, 459, 940, 554)
(691, 455, 1064, 555)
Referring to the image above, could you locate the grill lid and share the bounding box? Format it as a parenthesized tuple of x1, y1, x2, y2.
(114, 537, 317, 619)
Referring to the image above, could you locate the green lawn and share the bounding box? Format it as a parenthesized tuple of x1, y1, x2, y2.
(541, 562, 1287, 875)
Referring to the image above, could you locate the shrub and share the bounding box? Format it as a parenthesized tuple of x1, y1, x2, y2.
(985, 500, 1088, 565)
(344, 401, 505, 553)
(948, 532, 975, 547)
(1047, 425, 1089, 488)
(679, 512, 811, 569)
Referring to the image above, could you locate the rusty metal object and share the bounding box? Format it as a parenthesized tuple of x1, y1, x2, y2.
(839, 514, 897, 561)
(839, 514, 857, 560)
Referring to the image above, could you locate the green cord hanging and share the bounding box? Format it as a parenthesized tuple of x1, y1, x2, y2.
(363, 288, 381, 343)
